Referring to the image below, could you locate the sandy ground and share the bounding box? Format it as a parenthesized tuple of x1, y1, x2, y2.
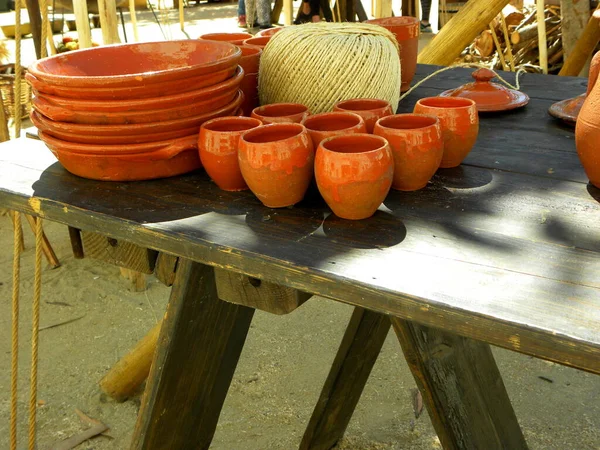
(0, 2, 599, 449)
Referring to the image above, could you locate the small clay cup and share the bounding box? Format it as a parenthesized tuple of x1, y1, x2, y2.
(199, 116, 262, 191)
(333, 98, 393, 133)
(251, 103, 310, 124)
(302, 111, 367, 147)
(365, 17, 419, 93)
(256, 26, 284, 37)
(240, 73, 259, 116)
(315, 134, 393, 220)
(238, 44, 262, 75)
(413, 97, 479, 168)
(373, 114, 443, 191)
(238, 123, 315, 207)
(243, 36, 271, 49)
(198, 32, 254, 46)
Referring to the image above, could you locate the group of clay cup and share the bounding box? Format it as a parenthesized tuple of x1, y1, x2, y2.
(198, 97, 479, 220)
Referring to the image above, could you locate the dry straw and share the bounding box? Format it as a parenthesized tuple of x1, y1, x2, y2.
(259, 22, 401, 114)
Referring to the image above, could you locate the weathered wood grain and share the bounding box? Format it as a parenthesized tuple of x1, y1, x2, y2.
(68, 226, 84, 259)
(81, 231, 158, 274)
(154, 252, 178, 286)
(215, 268, 311, 315)
(131, 259, 254, 449)
(301, 308, 390, 450)
(392, 317, 528, 450)
(1, 66, 599, 374)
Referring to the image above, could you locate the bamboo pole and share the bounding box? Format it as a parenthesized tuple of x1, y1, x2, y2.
(129, 0, 139, 42)
(536, 0, 548, 73)
(283, 0, 292, 25)
(97, 0, 121, 44)
(418, 0, 512, 65)
(490, 22, 509, 71)
(73, 0, 92, 48)
(559, 9, 600, 76)
(500, 13, 515, 71)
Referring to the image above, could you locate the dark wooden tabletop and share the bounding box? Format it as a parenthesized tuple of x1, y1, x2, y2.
(1, 65, 599, 374)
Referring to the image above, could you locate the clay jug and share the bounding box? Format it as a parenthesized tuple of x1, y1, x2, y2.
(575, 51, 600, 188)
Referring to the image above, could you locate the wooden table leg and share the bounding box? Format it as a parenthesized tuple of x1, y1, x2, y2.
(131, 259, 255, 449)
(391, 317, 528, 450)
(300, 307, 391, 450)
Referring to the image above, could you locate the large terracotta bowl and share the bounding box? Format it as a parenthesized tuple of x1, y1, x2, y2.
(28, 40, 242, 88)
(199, 32, 254, 45)
(32, 66, 244, 113)
(31, 90, 244, 137)
(39, 131, 202, 181)
(26, 65, 239, 100)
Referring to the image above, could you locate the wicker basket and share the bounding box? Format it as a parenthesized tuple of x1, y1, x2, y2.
(0, 63, 32, 121)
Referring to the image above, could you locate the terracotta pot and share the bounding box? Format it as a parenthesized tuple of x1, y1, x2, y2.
(29, 40, 241, 88)
(33, 87, 239, 125)
(31, 90, 243, 137)
(413, 97, 478, 168)
(251, 103, 309, 124)
(302, 111, 366, 147)
(315, 134, 393, 220)
(199, 116, 262, 191)
(238, 45, 262, 75)
(365, 17, 419, 93)
(576, 51, 600, 188)
(32, 66, 244, 113)
(26, 65, 238, 100)
(373, 114, 443, 191)
(240, 72, 259, 116)
(39, 131, 201, 181)
(238, 123, 314, 207)
(243, 36, 271, 49)
(199, 32, 254, 45)
(256, 26, 284, 37)
(31, 110, 199, 144)
(333, 98, 393, 133)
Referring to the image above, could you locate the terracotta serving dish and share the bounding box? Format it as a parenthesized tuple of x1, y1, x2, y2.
(28, 40, 242, 88)
(33, 86, 239, 125)
(199, 32, 254, 45)
(31, 90, 244, 137)
(39, 131, 202, 181)
(32, 66, 244, 113)
(26, 66, 239, 100)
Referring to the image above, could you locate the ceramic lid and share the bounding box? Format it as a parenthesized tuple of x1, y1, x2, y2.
(439, 68, 530, 112)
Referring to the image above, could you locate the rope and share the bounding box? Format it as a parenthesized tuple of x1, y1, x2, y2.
(259, 22, 401, 114)
(14, 0, 22, 137)
(39, 0, 49, 59)
(10, 212, 22, 450)
(28, 217, 43, 450)
(399, 63, 528, 102)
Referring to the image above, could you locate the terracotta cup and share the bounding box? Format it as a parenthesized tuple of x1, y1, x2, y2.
(315, 134, 394, 220)
(240, 73, 259, 116)
(302, 111, 367, 147)
(238, 44, 262, 75)
(365, 17, 419, 93)
(333, 98, 393, 133)
(243, 36, 271, 49)
(256, 26, 284, 37)
(251, 103, 310, 124)
(413, 97, 479, 168)
(199, 116, 262, 191)
(199, 32, 254, 45)
(373, 114, 443, 191)
(238, 123, 315, 207)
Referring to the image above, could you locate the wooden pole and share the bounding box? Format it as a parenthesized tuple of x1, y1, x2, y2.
(559, 9, 600, 76)
(73, 0, 92, 49)
(500, 13, 515, 71)
(99, 321, 162, 402)
(418, 0, 512, 65)
(24, 0, 43, 59)
(283, 0, 293, 26)
(97, 0, 121, 44)
(560, 0, 590, 62)
(490, 22, 509, 71)
(536, 0, 548, 73)
(129, 0, 139, 42)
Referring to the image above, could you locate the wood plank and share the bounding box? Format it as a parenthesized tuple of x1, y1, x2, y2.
(300, 308, 391, 450)
(68, 226, 84, 259)
(154, 252, 178, 286)
(560, 0, 590, 66)
(120, 267, 147, 292)
(391, 317, 528, 450)
(215, 268, 311, 315)
(131, 260, 254, 449)
(81, 231, 158, 273)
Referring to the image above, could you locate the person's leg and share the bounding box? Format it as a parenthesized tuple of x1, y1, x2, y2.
(257, 0, 272, 29)
(238, 0, 247, 27)
(420, 0, 432, 31)
(309, 0, 320, 21)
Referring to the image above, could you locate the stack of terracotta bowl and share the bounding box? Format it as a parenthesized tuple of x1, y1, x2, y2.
(26, 40, 244, 181)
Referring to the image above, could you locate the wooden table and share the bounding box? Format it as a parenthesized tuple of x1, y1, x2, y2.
(1, 65, 599, 449)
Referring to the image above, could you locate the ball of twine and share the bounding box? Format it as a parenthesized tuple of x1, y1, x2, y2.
(258, 22, 401, 114)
